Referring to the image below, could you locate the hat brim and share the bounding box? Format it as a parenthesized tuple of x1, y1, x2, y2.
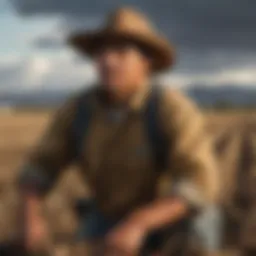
(68, 29, 175, 72)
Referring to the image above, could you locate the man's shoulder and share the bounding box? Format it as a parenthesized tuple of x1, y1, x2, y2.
(157, 85, 206, 142)
(51, 86, 97, 123)
(159, 85, 199, 114)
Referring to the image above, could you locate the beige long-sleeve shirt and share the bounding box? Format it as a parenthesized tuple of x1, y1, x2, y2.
(20, 85, 220, 217)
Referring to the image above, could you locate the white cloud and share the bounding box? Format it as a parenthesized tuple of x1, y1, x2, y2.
(213, 68, 256, 86)
(0, 50, 96, 93)
(161, 66, 256, 88)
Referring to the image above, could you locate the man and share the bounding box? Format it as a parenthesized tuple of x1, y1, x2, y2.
(19, 7, 221, 256)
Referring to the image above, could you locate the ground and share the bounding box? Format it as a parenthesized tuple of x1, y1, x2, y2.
(0, 109, 255, 255)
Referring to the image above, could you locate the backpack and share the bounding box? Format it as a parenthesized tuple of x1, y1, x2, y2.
(72, 86, 169, 171)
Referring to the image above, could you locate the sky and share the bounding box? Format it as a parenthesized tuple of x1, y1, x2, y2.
(1, 0, 256, 94)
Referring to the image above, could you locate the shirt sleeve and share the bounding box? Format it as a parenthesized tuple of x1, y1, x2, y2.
(18, 97, 78, 196)
(160, 88, 220, 211)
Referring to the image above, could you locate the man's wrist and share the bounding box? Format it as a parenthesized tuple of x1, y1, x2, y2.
(127, 197, 189, 233)
(127, 208, 152, 233)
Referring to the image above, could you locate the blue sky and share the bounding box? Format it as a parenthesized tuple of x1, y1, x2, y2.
(1, 0, 256, 95)
(0, 8, 56, 56)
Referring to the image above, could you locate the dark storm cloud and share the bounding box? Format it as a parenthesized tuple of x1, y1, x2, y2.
(10, 0, 256, 89)
(31, 16, 102, 49)
(176, 48, 256, 74)
(11, 0, 256, 50)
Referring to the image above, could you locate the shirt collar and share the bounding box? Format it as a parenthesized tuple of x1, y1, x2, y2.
(94, 83, 151, 113)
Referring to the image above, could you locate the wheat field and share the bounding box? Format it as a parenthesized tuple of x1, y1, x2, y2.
(0, 109, 255, 255)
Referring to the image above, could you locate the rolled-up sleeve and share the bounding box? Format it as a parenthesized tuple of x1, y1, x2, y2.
(160, 89, 220, 211)
(18, 97, 77, 196)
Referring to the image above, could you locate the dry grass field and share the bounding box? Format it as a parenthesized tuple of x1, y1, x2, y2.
(0, 109, 255, 255)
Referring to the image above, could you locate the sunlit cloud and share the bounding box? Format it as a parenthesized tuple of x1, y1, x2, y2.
(0, 52, 96, 93)
(161, 66, 256, 88)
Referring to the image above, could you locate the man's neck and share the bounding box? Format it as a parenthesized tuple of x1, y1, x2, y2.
(100, 80, 149, 108)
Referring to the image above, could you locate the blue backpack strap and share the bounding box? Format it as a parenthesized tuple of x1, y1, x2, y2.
(72, 93, 92, 162)
(145, 86, 169, 171)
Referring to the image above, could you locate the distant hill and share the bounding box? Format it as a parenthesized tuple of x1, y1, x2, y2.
(0, 85, 256, 108)
(0, 90, 72, 108)
(187, 85, 256, 108)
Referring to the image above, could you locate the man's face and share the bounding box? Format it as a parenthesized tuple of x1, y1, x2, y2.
(94, 39, 151, 93)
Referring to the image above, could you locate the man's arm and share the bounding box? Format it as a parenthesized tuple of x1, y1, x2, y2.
(18, 97, 77, 251)
(129, 89, 219, 229)
(126, 197, 188, 232)
(161, 89, 220, 210)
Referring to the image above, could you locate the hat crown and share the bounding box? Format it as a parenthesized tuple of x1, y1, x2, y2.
(68, 7, 174, 72)
(105, 7, 155, 36)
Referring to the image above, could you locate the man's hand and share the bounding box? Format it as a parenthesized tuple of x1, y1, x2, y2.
(105, 198, 188, 255)
(21, 193, 49, 253)
(24, 212, 48, 252)
(105, 217, 147, 256)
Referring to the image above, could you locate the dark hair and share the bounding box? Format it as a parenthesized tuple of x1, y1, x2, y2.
(91, 36, 151, 59)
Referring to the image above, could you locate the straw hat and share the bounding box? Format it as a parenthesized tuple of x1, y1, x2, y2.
(68, 7, 175, 72)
